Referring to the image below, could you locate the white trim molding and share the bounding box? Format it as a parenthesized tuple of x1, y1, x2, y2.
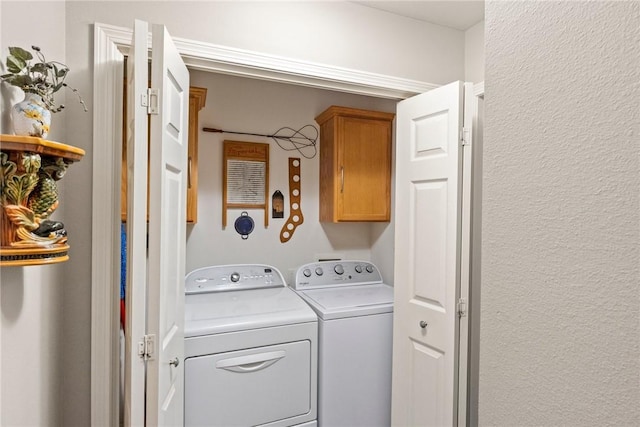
(91, 21, 439, 425)
(91, 23, 125, 427)
(94, 22, 437, 99)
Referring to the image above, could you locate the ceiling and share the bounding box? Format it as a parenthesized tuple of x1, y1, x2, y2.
(353, 1, 485, 31)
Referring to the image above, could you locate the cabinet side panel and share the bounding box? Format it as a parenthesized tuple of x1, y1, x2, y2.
(186, 94, 199, 223)
(319, 120, 336, 221)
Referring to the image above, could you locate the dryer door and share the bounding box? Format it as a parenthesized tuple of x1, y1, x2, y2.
(185, 340, 312, 426)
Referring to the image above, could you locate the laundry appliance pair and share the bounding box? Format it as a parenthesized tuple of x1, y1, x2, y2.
(184, 261, 393, 427)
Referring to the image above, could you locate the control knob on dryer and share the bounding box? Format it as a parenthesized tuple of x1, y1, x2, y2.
(315, 267, 324, 276)
(334, 264, 344, 275)
(303, 268, 312, 278)
(366, 265, 374, 273)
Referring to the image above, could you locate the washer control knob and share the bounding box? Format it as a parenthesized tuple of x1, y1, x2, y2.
(334, 264, 344, 275)
(315, 267, 324, 276)
(354, 265, 363, 273)
(230, 272, 241, 282)
(303, 268, 312, 278)
(366, 265, 374, 273)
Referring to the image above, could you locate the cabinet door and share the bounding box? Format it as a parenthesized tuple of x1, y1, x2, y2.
(338, 116, 392, 221)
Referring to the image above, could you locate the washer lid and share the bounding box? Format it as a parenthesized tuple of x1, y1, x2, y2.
(298, 283, 394, 320)
(185, 286, 317, 337)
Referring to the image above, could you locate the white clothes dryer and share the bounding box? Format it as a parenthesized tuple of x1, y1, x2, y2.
(291, 261, 393, 427)
(184, 264, 318, 427)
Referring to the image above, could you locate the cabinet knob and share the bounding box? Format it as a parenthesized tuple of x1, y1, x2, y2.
(419, 320, 428, 329)
(169, 357, 180, 367)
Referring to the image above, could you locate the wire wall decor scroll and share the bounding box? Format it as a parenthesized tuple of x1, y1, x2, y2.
(203, 124, 318, 159)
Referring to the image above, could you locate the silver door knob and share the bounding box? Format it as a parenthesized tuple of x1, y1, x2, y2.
(419, 321, 428, 329)
(169, 357, 180, 367)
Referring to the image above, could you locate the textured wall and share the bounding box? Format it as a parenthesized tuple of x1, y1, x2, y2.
(480, 1, 639, 425)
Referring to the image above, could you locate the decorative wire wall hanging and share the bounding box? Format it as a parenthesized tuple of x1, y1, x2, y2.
(204, 125, 318, 159)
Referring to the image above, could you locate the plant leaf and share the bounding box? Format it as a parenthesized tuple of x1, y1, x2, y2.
(6, 55, 26, 74)
(8, 46, 33, 62)
(31, 63, 48, 74)
(10, 75, 34, 88)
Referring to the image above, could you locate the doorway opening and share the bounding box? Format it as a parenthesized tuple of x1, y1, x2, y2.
(92, 21, 482, 426)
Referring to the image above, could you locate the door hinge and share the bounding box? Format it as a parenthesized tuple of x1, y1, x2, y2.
(457, 298, 467, 318)
(460, 128, 471, 146)
(141, 88, 159, 115)
(138, 334, 156, 360)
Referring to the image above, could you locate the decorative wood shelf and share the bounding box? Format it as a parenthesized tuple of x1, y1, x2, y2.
(0, 134, 85, 266)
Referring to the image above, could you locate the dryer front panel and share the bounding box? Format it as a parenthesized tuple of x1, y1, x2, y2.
(185, 340, 312, 426)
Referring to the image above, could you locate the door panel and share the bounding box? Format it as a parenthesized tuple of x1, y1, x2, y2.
(412, 180, 447, 305)
(392, 81, 463, 427)
(339, 117, 391, 219)
(124, 19, 150, 427)
(146, 22, 190, 427)
(410, 341, 444, 424)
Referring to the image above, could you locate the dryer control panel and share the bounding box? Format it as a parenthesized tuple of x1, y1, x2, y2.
(185, 264, 286, 294)
(292, 260, 383, 290)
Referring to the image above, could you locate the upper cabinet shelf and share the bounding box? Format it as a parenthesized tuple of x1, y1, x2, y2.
(315, 106, 395, 222)
(0, 134, 85, 266)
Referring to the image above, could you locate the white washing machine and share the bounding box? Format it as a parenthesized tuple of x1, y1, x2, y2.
(291, 261, 393, 427)
(184, 264, 318, 427)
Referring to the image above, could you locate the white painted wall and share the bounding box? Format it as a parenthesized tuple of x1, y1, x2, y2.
(56, 2, 466, 425)
(465, 20, 484, 83)
(481, 1, 639, 425)
(1, 2, 67, 425)
(186, 70, 397, 283)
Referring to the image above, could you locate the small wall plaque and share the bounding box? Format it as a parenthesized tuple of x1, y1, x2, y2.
(272, 190, 284, 218)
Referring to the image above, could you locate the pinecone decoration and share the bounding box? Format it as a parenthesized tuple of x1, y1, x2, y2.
(28, 170, 58, 218)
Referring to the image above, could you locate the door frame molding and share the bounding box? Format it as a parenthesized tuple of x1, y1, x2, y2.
(91, 21, 438, 425)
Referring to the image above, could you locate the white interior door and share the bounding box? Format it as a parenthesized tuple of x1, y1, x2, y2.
(145, 23, 190, 427)
(391, 81, 464, 426)
(125, 19, 189, 426)
(124, 19, 151, 427)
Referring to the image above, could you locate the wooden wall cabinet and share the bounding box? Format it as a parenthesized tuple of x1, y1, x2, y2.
(121, 86, 207, 223)
(315, 106, 395, 222)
